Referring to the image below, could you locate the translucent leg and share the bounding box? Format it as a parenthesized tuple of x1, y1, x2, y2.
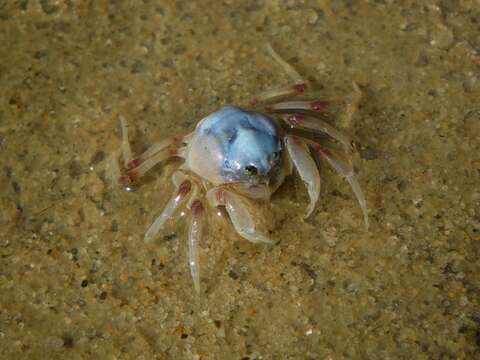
(266, 43, 304, 84)
(115, 117, 188, 187)
(285, 135, 321, 218)
(249, 44, 307, 106)
(266, 99, 333, 113)
(187, 199, 204, 294)
(339, 82, 362, 128)
(127, 132, 192, 170)
(281, 113, 354, 153)
(267, 83, 361, 127)
(144, 173, 193, 242)
(120, 148, 177, 186)
(120, 116, 133, 167)
(250, 84, 307, 106)
(106, 149, 122, 187)
(130, 136, 183, 167)
(307, 140, 369, 229)
(206, 188, 271, 243)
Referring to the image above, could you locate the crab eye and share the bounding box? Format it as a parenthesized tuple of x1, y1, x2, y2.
(244, 165, 258, 176)
(272, 151, 280, 160)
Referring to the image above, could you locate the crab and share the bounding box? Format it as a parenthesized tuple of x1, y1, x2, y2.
(108, 45, 369, 293)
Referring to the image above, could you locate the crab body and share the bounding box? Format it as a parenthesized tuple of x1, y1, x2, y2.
(186, 106, 283, 191)
(110, 46, 369, 293)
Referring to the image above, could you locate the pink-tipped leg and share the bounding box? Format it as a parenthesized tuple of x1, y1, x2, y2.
(128, 133, 190, 169)
(119, 116, 133, 167)
(285, 135, 321, 218)
(114, 118, 188, 189)
(106, 116, 135, 187)
(188, 199, 205, 294)
(308, 140, 369, 229)
(249, 44, 307, 106)
(107, 149, 122, 187)
(207, 188, 271, 243)
(266, 99, 332, 113)
(144, 172, 193, 242)
(119, 145, 188, 189)
(282, 113, 355, 153)
(266, 43, 305, 84)
(250, 83, 307, 107)
(339, 82, 362, 128)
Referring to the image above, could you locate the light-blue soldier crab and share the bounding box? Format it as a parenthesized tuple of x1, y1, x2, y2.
(109, 45, 369, 293)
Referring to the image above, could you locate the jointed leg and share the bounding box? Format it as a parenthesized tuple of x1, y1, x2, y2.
(266, 99, 332, 113)
(120, 116, 134, 167)
(281, 113, 354, 153)
(129, 136, 184, 167)
(250, 44, 307, 106)
(307, 140, 369, 229)
(339, 82, 362, 128)
(144, 172, 193, 242)
(264, 83, 362, 141)
(207, 187, 271, 243)
(107, 149, 122, 187)
(187, 199, 204, 294)
(266, 43, 304, 85)
(143, 170, 206, 294)
(129, 132, 193, 169)
(119, 149, 174, 186)
(250, 84, 307, 106)
(285, 135, 320, 218)
(114, 117, 188, 187)
(106, 117, 134, 187)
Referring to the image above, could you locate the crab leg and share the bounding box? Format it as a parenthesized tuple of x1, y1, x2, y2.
(307, 140, 369, 229)
(266, 99, 333, 113)
(207, 188, 271, 243)
(187, 199, 205, 294)
(120, 116, 189, 169)
(106, 117, 134, 187)
(266, 43, 305, 84)
(116, 118, 188, 186)
(281, 113, 354, 153)
(120, 146, 187, 186)
(106, 149, 122, 187)
(340, 82, 362, 128)
(250, 44, 307, 106)
(130, 136, 185, 167)
(144, 173, 193, 242)
(119, 116, 134, 167)
(129, 132, 193, 169)
(285, 136, 320, 218)
(250, 83, 307, 106)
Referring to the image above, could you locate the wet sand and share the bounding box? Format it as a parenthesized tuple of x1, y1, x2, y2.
(1, 1, 479, 359)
